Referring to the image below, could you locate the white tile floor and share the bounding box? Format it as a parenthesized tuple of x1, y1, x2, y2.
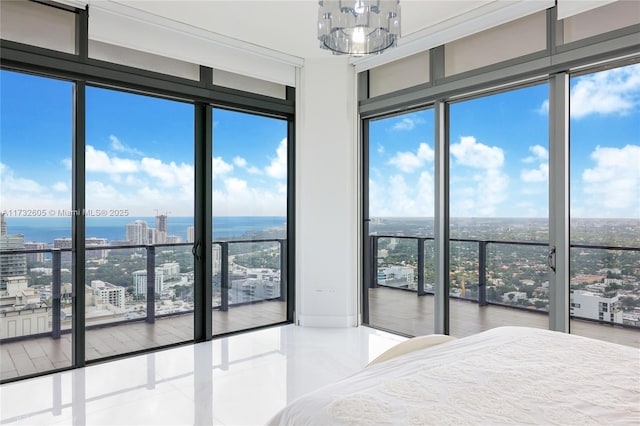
(0, 325, 406, 425)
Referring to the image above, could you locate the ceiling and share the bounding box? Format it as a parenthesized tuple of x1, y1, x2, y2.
(104, 0, 523, 60)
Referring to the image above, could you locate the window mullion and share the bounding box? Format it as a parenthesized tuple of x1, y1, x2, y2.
(548, 72, 570, 333)
(72, 80, 86, 366)
(434, 99, 450, 335)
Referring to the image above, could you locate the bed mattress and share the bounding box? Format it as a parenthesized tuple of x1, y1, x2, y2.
(269, 326, 640, 425)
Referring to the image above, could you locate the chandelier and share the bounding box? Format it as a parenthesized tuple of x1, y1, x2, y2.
(318, 1, 401, 56)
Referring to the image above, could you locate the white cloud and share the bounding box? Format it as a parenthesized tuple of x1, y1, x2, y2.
(578, 144, 640, 216)
(232, 156, 262, 175)
(110, 135, 125, 151)
(388, 174, 416, 213)
(1, 162, 69, 211)
(52, 182, 68, 192)
(537, 99, 549, 116)
(61, 158, 72, 170)
(536, 64, 640, 118)
(86, 145, 138, 173)
(392, 117, 424, 131)
(212, 156, 233, 179)
(368, 171, 434, 217)
(233, 156, 247, 168)
(473, 169, 509, 216)
(521, 163, 549, 183)
(140, 158, 193, 188)
(265, 138, 287, 179)
(212, 177, 286, 216)
(388, 142, 434, 173)
(224, 177, 247, 192)
(108, 134, 145, 156)
(521, 145, 549, 183)
(450, 136, 509, 216)
(416, 171, 435, 215)
(388, 152, 421, 173)
(571, 64, 640, 119)
(0, 162, 46, 193)
(451, 136, 504, 169)
(377, 144, 385, 154)
(523, 145, 548, 163)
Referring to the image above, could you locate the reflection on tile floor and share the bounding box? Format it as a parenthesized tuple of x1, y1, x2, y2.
(0, 325, 406, 425)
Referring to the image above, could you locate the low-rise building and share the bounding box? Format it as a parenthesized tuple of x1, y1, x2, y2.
(571, 290, 622, 324)
(90, 280, 125, 309)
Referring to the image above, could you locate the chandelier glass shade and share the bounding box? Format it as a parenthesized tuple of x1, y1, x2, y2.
(318, 1, 401, 56)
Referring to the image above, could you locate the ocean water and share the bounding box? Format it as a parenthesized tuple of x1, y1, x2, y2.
(5, 216, 286, 244)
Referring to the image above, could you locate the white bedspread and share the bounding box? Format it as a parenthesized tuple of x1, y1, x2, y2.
(269, 326, 640, 425)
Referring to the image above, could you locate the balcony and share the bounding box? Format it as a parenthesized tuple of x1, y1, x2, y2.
(366, 235, 640, 346)
(1, 239, 287, 381)
(2, 235, 638, 381)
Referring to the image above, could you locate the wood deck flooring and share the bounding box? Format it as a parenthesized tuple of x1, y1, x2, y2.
(368, 286, 639, 346)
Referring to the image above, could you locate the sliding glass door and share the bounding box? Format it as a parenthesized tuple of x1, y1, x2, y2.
(211, 108, 289, 335)
(448, 83, 550, 337)
(0, 70, 74, 380)
(568, 64, 640, 342)
(85, 86, 195, 361)
(364, 108, 436, 336)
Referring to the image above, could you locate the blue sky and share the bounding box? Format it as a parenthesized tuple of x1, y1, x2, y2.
(1, 71, 287, 216)
(369, 63, 640, 219)
(1, 64, 639, 219)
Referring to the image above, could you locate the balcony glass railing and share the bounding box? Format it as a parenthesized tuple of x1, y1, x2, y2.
(0, 238, 286, 343)
(369, 235, 640, 328)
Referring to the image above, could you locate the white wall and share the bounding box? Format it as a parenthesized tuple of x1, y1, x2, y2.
(295, 57, 358, 327)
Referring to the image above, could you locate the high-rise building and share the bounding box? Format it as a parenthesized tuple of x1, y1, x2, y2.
(132, 262, 180, 297)
(23, 242, 47, 263)
(187, 226, 195, 243)
(85, 237, 108, 260)
(155, 213, 168, 233)
(165, 235, 182, 243)
(53, 237, 72, 263)
(155, 213, 168, 244)
(0, 216, 27, 291)
(125, 220, 149, 245)
(0, 213, 7, 236)
(147, 228, 157, 245)
(161, 262, 180, 281)
(133, 269, 164, 297)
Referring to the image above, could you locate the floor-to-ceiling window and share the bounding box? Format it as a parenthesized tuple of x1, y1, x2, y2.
(84, 87, 195, 361)
(360, 4, 639, 346)
(568, 63, 640, 343)
(211, 108, 289, 335)
(0, 70, 74, 380)
(0, 1, 295, 383)
(448, 84, 550, 337)
(365, 109, 436, 335)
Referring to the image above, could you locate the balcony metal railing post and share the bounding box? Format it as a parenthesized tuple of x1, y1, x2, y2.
(478, 241, 488, 307)
(146, 245, 156, 324)
(221, 242, 229, 312)
(371, 236, 379, 288)
(52, 249, 61, 339)
(279, 239, 286, 301)
(417, 238, 426, 296)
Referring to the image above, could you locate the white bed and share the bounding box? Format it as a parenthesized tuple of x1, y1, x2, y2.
(269, 326, 640, 425)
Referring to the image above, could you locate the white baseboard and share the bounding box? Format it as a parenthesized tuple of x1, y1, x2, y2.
(297, 315, 357, 328)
